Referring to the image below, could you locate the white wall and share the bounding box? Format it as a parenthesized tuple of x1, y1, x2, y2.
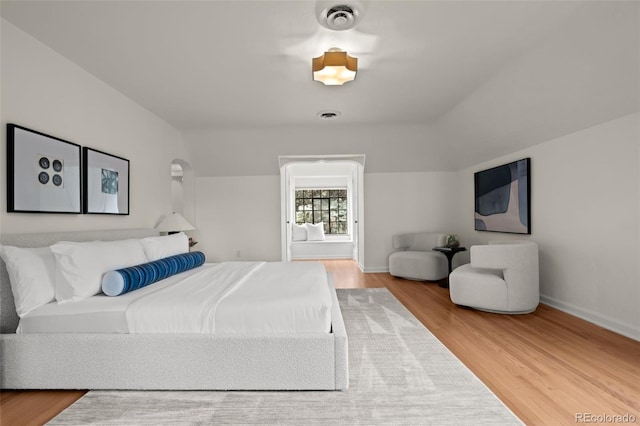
(0, 20, 190, 233)
(195, 171, 460, 271)
(184, 123, 454, 177)
(195, 176, 282, 262)
(364, 172, 460, 271)
(171, 177, 184, 214)
(456, 113, 639, 340)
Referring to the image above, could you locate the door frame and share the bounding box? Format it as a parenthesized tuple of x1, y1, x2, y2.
(279, 155, 365, 270)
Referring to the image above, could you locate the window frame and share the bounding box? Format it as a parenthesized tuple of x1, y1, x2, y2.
(294, 188, 349, 235)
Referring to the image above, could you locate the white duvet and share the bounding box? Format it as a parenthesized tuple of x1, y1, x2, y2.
(18, 261, 333, 334)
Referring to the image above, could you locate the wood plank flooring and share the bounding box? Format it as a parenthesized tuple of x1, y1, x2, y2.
(0, 390, 85, 426)
(2, 259, 638, 425)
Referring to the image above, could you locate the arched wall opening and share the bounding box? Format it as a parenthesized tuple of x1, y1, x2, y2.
(279, 155, 365, 270)
(170, 158, 196, 228)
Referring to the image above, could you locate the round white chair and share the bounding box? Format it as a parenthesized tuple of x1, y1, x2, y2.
(449, 240, 539, 314)
(389, 232, 448, 281)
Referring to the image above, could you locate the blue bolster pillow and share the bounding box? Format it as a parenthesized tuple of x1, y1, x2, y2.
(102, 251, 206, 296)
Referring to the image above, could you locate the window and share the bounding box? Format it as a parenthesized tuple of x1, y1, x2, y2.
(295, 189, 348, 234)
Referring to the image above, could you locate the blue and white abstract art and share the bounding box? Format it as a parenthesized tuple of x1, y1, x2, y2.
(474, 158, 531, 234)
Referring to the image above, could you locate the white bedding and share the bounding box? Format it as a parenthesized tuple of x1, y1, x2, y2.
(17, 261, 332, 334)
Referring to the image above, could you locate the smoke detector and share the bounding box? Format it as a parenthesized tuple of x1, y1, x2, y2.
(317, 2, 363, 31)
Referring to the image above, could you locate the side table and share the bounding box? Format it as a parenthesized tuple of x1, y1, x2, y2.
(432, 246, 467, 288)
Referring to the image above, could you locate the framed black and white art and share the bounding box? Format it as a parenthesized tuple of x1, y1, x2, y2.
(83, 147, 130, 215)
(7, 124, 82, 214)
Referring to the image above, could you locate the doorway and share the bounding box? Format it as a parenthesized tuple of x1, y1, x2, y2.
(279, 155, 365, 270)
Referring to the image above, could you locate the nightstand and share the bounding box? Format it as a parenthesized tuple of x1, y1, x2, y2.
(432, 246, 466, 288)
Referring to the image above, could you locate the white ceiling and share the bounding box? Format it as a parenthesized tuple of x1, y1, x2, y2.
(1, 1, 638, 173)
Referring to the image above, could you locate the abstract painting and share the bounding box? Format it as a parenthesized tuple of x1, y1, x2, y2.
(474, 158, 530, 234)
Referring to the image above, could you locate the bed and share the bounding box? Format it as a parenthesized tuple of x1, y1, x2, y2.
(0, 229, 348, 390)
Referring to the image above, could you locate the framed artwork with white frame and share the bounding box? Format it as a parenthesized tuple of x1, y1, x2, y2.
(82, 147, 130, 215)
(6, 124, 81, 214)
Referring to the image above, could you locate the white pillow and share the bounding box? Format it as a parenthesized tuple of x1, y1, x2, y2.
(0, 246, 56, 317)
(292, 224, 307, 241)
(140, 232, 189, 261)
(306, 222, 326, 241)
(51, 239, 148, 303)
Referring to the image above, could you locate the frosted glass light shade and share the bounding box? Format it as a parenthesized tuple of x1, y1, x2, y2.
(312, 51, 358, 85)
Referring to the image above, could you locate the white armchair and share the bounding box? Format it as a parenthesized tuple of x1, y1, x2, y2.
(449, 240, 539, 314)
(389, 232, 448, 281)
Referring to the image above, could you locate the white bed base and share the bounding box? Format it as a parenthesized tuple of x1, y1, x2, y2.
(0, 229, 348, 390)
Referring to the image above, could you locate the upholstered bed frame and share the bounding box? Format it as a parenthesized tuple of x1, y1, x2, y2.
(0, 229, 348, 390)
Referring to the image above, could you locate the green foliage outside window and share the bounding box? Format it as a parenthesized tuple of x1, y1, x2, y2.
(295, 189, 348, 234)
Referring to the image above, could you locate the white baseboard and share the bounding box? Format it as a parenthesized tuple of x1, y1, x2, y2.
(292, 255, 353, 260)
(363, 266, 389, 273)
(540, 294, 639, 342)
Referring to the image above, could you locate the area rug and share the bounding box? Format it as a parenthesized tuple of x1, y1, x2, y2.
(49, 288, 522, 425)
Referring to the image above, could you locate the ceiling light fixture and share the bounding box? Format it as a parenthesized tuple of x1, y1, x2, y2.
(312, 48, 358, 86)
(318, 4, 361, 31)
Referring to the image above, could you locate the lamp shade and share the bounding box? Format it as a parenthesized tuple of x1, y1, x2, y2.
(312, 50, 357, 85)
(156, 213, 194, 233)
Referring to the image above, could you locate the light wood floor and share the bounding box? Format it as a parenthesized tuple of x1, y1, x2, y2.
(2, 259, 638, 425)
